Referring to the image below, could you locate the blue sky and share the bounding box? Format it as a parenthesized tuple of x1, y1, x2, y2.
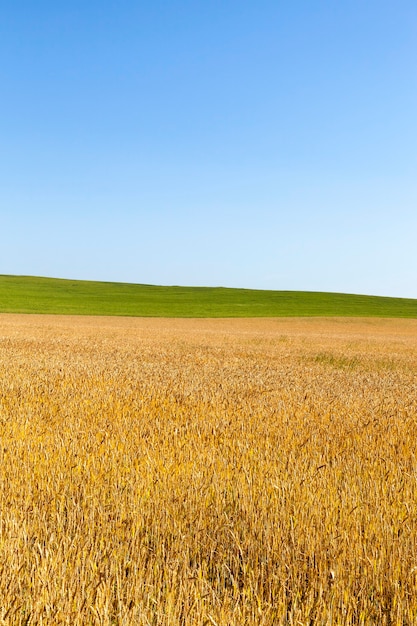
(2, 1, 416, 297)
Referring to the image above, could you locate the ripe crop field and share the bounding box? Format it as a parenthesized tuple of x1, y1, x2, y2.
(0, 315, 416, 625)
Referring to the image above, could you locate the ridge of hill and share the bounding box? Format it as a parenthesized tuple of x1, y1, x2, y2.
(0, 275, 416, 318)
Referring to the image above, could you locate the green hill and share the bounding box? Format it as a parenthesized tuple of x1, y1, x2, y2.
(0, 275, 416, 318)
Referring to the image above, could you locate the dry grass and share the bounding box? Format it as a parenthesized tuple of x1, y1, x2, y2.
(0, 314, 417, 625)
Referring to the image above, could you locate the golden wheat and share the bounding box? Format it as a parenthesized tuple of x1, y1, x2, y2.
(0, 315, 416, 625)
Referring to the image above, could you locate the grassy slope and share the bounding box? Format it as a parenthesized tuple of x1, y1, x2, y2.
(0, 275, 416, 318)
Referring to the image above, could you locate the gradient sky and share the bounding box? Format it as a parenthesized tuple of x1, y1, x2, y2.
(2, 1, 416, 297)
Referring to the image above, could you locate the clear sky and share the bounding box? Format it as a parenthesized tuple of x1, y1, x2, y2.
(2, 1, 416, 297)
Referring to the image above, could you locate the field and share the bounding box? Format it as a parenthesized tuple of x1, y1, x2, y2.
(1, 275, 417, 318)
(0, 314, 417, 625)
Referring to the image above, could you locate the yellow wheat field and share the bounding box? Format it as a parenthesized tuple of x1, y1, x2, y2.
(0, 314, 416, 625)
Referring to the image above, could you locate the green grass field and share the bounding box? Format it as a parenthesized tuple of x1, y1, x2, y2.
(0, 275, 416, 318)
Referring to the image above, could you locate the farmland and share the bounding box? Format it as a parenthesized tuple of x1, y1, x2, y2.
(0, 314, 416, 624)
(1, 275, 417, 318)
